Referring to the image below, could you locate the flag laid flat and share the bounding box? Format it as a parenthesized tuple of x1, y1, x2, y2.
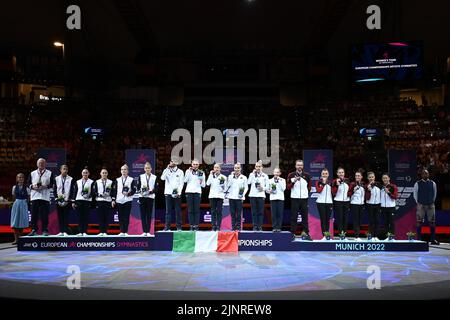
(217, 231, 239, 252)
(172, 231, 238, 252)
(194, 231, 218, 252)
(172, 231, 195, 252)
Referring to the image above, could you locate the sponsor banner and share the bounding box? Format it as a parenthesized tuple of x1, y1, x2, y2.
(303, 150, 334, 239)
(125, 149, 156, 234)
(36, 148, 67, 234)
(18, 236, 154, 251)
(213, 147, 241, 230)
(37, 148, 66, 175)
(388, 149, 417, 240)
(290, 241, 428, 252)
(18, 233, 428, 252)
(237, 231, 294, 251)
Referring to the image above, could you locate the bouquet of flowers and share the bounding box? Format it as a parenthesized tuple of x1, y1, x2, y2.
(406, 231, 416, 241)
(238, 186, 245, 198)
(56, 194, 67, 207)
(219, 176, 225, 185)
(323, 232, 331, 240)
(103, 184, 111, 197)
(81, 186, 90, 199)
(141, 184, 149, 196)
(271, 183, 277, 194)
(385, 184, 395, 194)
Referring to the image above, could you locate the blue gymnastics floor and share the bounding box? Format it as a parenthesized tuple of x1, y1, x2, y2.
(1, 244, 449, 299)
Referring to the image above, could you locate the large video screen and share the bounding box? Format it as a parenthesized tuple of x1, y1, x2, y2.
(351, 41, 423, 82)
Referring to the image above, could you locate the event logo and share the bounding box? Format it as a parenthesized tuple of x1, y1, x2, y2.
(395, 187, 414, 210)
(46, 152, 60, 168)
(310, 153, 327, 169)
(132, 153, 151, 170)
(171, 121, 279, 171)
(203, 212, 211, 223)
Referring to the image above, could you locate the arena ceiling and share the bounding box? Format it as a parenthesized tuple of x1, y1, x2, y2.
(1, 0, 449, 61)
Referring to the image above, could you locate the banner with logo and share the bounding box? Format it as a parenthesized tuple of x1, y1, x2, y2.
(37, 148, 66, 234)
(125, 149, 156, 234)
(37, 148, 66, 175)
(388, 149, 417, 240)
(303, 150, 334, 240)
(213, 147, 242, 230)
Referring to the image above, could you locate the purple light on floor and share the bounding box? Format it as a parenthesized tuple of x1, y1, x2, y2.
(389, 42, 408, 46)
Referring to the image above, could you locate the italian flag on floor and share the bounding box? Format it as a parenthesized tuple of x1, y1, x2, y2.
(172, 231, 239, 253)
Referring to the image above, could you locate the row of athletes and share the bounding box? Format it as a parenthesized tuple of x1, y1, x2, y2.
(10, 158, 438, 243)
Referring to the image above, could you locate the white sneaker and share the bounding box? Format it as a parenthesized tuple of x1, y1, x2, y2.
(82, 233, 88, 237)
(321, 236, 327, 241)
(97, 233, 103, 237)
(140, 232, 147, 236)
(373, 237, 379, 242)
(355, 237, 362, 242)
(63, 233, 69, 237)
(124, 233, 129, 236)
(56, 232, 63, 236)
(76, 233, 83, 236)
(118, 233, 125, 236)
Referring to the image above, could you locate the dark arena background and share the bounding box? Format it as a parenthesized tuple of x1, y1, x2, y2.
(0, 0, 449, 307)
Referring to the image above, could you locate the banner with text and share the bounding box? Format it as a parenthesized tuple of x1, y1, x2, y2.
(125, 149, 156, 234)
(37, 148, 66, 233)
(304, 150, 334, 240)
(388, 149, 417, 240)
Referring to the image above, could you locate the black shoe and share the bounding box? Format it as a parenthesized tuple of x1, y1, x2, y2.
(42, 231, 49, 237)
(27, 230, 37, 237)
(300, 232, 308, 240)
(430, 239, 440, 245)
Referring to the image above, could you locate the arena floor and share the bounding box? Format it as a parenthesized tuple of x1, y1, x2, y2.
(0, 243, 449, 299)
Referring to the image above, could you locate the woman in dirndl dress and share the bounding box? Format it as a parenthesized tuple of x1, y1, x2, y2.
(10, 173, 30, 245)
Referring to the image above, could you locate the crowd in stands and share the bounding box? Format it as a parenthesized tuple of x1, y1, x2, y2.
(0, 97, 449, 208)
